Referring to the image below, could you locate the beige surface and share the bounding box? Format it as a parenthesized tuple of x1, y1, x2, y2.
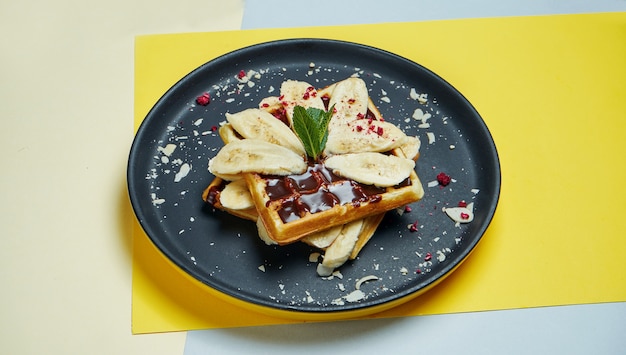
(0, 1, 243, 354)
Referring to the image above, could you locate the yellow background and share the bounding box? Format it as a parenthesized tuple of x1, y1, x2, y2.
(133, 12, 626, 334)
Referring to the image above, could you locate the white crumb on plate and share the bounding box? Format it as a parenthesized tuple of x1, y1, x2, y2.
(157, 143, 177, 157)
(355, 275, 379, 290)
(344, 289, 366, 302)
(427, 180, 439, 188)
(150, 193, 165, 205)
(426, 132, 436, 144)
(332, 298, 345, 306)
(305, 291, 314, 303)
(173, 163, 191, 183)
(443, 202, 475, 224)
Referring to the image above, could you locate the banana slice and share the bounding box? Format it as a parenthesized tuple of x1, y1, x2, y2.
(256, 217, 277, 245)
(226, 108, 306, 156)
(280, 80, 325, 126)
(325, 120, 407, 154)
(321, 219, 363, 269)
(397, 135, 421, 161)
(208, 139, 307, 179)
(219, 179, 254, 210)
(301, 224, 344, 249)
(324, 152, 415, 187)
(218, 123, 242, 144)
(350, 214, 385, 260)
(258, 96, 282, 113)
(327, 77, 369, 123)
(316, 82, 337, 98)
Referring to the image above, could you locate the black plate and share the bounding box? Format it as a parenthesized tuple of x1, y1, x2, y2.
(128, 39, 500, 315)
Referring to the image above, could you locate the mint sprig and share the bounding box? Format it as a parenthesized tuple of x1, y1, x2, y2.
(292, 105, 334, 161)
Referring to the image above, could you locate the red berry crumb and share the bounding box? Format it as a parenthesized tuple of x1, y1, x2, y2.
(237, 70, 246, 79)
(404, 205, 412, 213)
(210, 125, 218, 132)
(461, 212, 470, 220)
(436, 172, 451, 186)
(424, 252, 432, 261)
(409, 220, 418, 232)
(458, 200, 467, 207)
(195, 92, 210, 106)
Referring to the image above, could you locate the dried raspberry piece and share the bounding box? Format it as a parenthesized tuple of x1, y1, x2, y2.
(195, 92, 210, 106)
(458, 200, 467, 207)
(436, 172, 451, 186)
(424, 252, 432, 261)
(460, 212, 470, 220)
(404, 205, 412, 213)
(408, 220, 418, 232)
(237, 70, 246, 79)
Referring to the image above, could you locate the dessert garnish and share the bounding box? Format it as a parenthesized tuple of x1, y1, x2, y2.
(292, 105, 334, 161)
(204, 77, 424, 276)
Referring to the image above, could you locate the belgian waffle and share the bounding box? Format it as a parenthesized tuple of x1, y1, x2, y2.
(244, 160, 422, 245)
(204, 76, 424, 256)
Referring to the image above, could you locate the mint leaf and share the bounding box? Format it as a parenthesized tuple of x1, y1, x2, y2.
(292, 105, 334, 161)
(292, 106, 318, 158)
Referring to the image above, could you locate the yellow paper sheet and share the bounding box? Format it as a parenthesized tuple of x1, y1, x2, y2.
(132, 12, 626, 334)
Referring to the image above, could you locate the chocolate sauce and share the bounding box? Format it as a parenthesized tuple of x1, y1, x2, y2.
(272, 107, 289, 126)
(204, 180, 227, 206)
(263, 162, 388, 223)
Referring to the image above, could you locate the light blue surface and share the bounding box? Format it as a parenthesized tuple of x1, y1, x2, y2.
(185, 2, 626, 354)
(185, 302, 626, 355)
(242, 0, 626, 29)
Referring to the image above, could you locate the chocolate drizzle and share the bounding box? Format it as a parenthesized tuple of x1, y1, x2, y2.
(263, 162, 390, 223)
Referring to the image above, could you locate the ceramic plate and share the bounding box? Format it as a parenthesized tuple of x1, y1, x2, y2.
(128, 39, 500, 316)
